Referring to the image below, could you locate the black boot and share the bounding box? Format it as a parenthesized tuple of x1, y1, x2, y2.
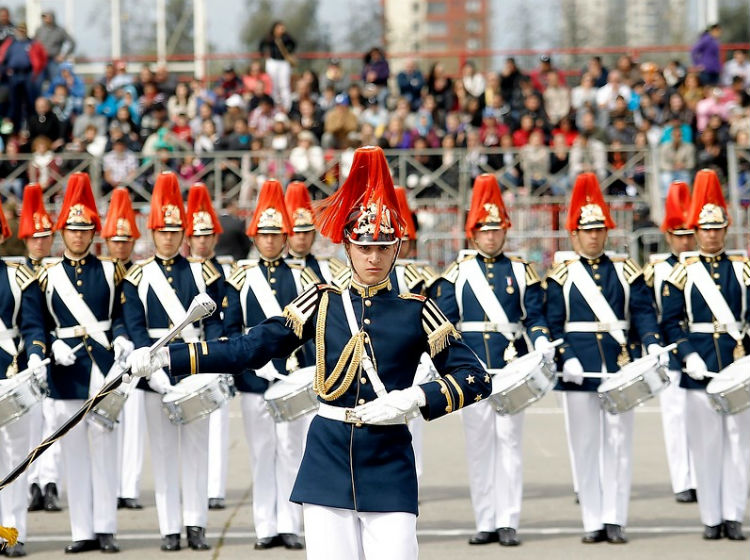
(208, 497, 225, 510)
(675, 489, 697, 503)
(186, 527, 210, 551)
(723, 521, 746, 541)
(703, 524, 723, 540)
(4, 542, 26, 557)
(468, 531, 499, 545)
(64, 540, 100, 554)
(96, 534, 120, 553)
(605, 524, 627, 544)
(28, 483, 43, 512)
(160, 534, 180, 552)
(498, 527, 520, 546)
(254, 536, 283, 550)
(279, 533, 304, 550)
(581, 529, 607, 544)
(43, 483, 62, 512)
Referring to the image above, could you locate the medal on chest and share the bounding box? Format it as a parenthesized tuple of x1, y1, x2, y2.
(505, 276, 514, 294)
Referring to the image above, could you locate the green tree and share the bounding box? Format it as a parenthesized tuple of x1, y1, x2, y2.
(719, 2, 750, 44)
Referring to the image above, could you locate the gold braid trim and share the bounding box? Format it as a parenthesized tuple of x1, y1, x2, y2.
(313, 292, 364, 401)
(428, 322, 460, 358)
(445, 374, 465, 409)
(283, 306, 306, 339)
(0, 526, 18, 547)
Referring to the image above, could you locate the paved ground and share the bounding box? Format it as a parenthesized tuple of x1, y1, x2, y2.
(17, 392, 750, 559)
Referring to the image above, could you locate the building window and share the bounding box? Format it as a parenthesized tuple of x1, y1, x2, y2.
(466, 38, 480, 50)
(466, 0, 481, 13)
(427, 1, 446, 14)
(466, 19, 481, 33)
(427, 21, 447, 35)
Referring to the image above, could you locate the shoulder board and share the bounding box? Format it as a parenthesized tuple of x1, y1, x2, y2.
(643, 263, 654, 288)
(113, 260, 126, 285)
(326, 256, 347, 276)
(4, 260, 19, 269)
(508, 255, 527, 263)
(403, 262, 425, 290)
(398, 292, 426, 302)
(743, 261, 750, 286)
(14, 263, 35, 290)
(332, 267, 352, 290)
(524, 262, 541, 285)
(37, 266, 48, 291)
(287, 261, 303, 270)
(99, 256, 116, 263)
(202, 259, 221, 286)
(283, 283, 340, 338)
(226, 265, 247, 291)
(683, 256, 700, 265)
(621, 258, 643, 284)
(546, 261, 568, 285)
(187, 256, 203, 263)
(421, 264, 439, 288)
(124, 263, 143, 286)
(441, 261, 460, 284)
(301, 266, 321, 289)
(422, 298, 460, 357)
(666, 262, 687, 291)
(43, 258, 61, 269)
(729, 255, 748, 262)
(135, 256, 155, 266)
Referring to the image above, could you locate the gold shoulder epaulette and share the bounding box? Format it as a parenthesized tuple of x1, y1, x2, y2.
(684, 256, 700, 265)
(643, 263, 655, 288)
(398, 292, 426, 302)
(743, 261, 750, 286)
(729, 255, 748, 262)
(113, 260, 127, 285)
(226, 265, 248, 291)
(37, 266, 49, 291)
(666, 262, 687, 291)
(441, 261, 460, 284)
(301, 267, 321, 289)
(327, 256, 347, 276)
(202, 259, 221, 286)
(422, 298, 460, 357)
(283, 283, 340, 338)
(124, 263, 143, 286)
(403, 263, 424, 290)
(525, 262, 541, 286)
(421, 265, 439, 289)
(547, 261, 568, 285)
(136, 256, 155, 266)
(332, 267, 352, 290)
(622, 258, 643, 284)
(187, 256, 203, 263)
(14, 263, 35, 290)
(508, 255, 527, 263)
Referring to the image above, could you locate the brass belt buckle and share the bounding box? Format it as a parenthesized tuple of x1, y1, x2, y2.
(72, 326, 87, 338)
(345, 408, 363, 427)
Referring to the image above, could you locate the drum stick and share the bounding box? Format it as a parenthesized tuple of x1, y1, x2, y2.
(681, 369, 718, 378)
(556, 372, 609, 379)
(9, 342, 84, 380)
(0, 295, 217, 492)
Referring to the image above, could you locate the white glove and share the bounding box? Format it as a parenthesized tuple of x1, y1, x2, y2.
(27, 354, 46, 378)
(562, 358, 584, 385)
(534, 337, 556, 362)
(113, 336, 135, 362)
(685, 352, 707, 381)
(52, 340, 77, 367)
(354, 386, 426, 424)
(147, 368, 173, 394)
(647, 344, 669, 368)
(255, 361, 282, 382)
(126, 347, 170, 378)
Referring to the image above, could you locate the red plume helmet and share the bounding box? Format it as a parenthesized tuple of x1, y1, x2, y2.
(284, 181, 315, 233)
(394, 187, 417, 240)
(687, 169, 729, 229)
(148, 172, 185, 231)
(661, 181, 692, 234)
(565, 173, 616, 232)
(102, 187, 140, 240)
(465, 174, 511, 239)
(18, 183, 53, 239)
(246, 179, 294, 237)
(54, 172, 101, 232)
(185, 183, 223, 236)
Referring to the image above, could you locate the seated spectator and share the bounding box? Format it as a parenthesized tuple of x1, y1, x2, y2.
(706, 113, 731, 145)
(133, 64, 154, 97)
(722, 49, 750, 87)
(520, 129, 551, 194)
(295, 98, 324, 141)
(522, 93, 550, 132)
(542, 71, 571, 126)
(102, 137, 138, 189)
(663, 92, 694, 125)
(578, 109, 610, 144)
(584, 56, 609, 88)
(729, 105, 750, 140)
(397, 58, 425, 112)
(222, 93, 247, 134)
(500, 58, 524, 107)
(596, 70, 631, 127)
(167, 82, 197, 122)
(74, 96, 107, 138)
(571, 73, 598, 129)
(405, 135, 442, 197)
(483, 71, 501, 108)
(549, 132, 570, 194)
(679, 72, 704, 112)
(615, 55, 640, 85)
(139, 81, 166, 120)
(479, 114, 509, 147)
(289, 130, 324, 180)
(318, 84, 336, 113)
(65, 123, 107, 157)
(171, 112, 193, 144)
(0, 22, 46, 130)
(247, 94, 276, 138)
(444, 112, 467, 146)
(177, 154, 204, 184)
(194, 119, 221, 154)
(360, 98, 389, 137)
(0, 137, 24, 199)
(413, 107, 441, 147)
(106, 121, 142, 152)
(663, 59, 687, 89)
(91, 82, 118, 120)
(141, 121, 181, 156)
(267, 113, 292, 151)
(362, 47, 390, 107)
(464, 128, 489, 181)
(49, 83, 74, 137)
(393, 96, 417, 130)
(608, 116, 636, 144)
(28, 135, 60, 191)
(190, 101, 223, 139)
(117, 84, 141, 124)
(45, 62, 84, 109)
(608, 139, 632, 196)
(569, 132, 607, 180)
(289, 78, 316, 120)
(696, 125, 727, 179)
(320, 58, 349, 96)
(322, 94, 358, 149)
(658, 125, 695, 196)
(427, 62, 454, 117)
(346, 83, 366, 117)
(113, 105, 140, 140)
(154, 65, 177, 97)
(108, 60, 133, 92)
(242, 59, 272, 98)
(530, 54, 566, 92)
(461, 60, 485, 99)
(382, 115, 413, 149)
(28, 97, 63, 149)
(512, 113, 538, 147)
(695, 86, 730, 131)
(463, 95, 483, 128)
(214, 64, 243, 103)
(550, 116, 578, 147)
(482, 93, 512, 126)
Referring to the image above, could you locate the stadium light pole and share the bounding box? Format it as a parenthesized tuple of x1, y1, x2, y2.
(111, 0, 121, 59)
(156, 0, 167, 66)
(194, 0, 206, 80)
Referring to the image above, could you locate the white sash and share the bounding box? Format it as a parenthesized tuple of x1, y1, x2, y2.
(242, 265, 285, 378)
(0, 266, 20, 357)
(47, 264, 111, 349)
(318, 260, 333, 283)
(341, 289, 387, 398)
(566, 260, 627, 346)
(685, 260, 745, 342)
(139, 261, 200, 342)
(395, 265, 408, 295)
(457, 258, 517, 341)
(652, 260, 673, 319)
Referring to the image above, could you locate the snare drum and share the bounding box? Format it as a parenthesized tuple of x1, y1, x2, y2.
(489, 351, 555, 415)
(706, 356, 750, 415)
(162, 374, 234, 425)
(597, 356, 669, 414)
(0, 371, 46, 429)
(264, 367, 318, 423)
(89, 387, 129, 431)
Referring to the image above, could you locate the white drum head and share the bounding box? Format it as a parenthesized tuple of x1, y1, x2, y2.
(707, 358, 750, 394)
(163, 374, 213, 402)
(598, 356, 657, 393)
(265, 367, 315, 400)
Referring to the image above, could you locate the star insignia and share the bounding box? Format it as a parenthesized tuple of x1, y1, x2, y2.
(484, 374, 491, 383)
(466, 375, 475, 384)
(474, 394, 482, 402)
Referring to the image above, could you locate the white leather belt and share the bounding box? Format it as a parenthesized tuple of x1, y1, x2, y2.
(0, 327, 20, 340)
(565, 321, 629, 333)
(689, 322, 745, 334)
(55, 320, 112, 339)
(316, 403, 408, 426)
(458, 321, 522, 334)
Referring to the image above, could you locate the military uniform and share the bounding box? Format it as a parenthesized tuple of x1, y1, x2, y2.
(546, 173, 662, 544)
(660, 170, 750, 540)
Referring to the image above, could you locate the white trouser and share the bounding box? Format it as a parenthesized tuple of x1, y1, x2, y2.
(407, 417, 424, 484)
(685, 390, 750, 526)
(143, 390, 209, 536)
(659, 370, 695, 494)
(52, 399, 118, 541)
(265, 58, 291, 110)
(208, 402, 229, 499)
(563, 391, 634, 532)
(461, 399, 524, 531)
(240, 393, 303, 538)
(118, 388, 145, 500)
(303, 504, 418, 560)
(0, 411, 32, 541)
(27, 397, 61, 488)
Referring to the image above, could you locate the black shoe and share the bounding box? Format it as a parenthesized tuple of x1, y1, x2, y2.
(279, 534, 304, 550)
(43, 483, 62, 512)
(497, 527, 520, 546)
(254, 536, 283, 550)
(4, 543, 26, 557)
(28, 483, 43, 512)
(574, 492, 579, 504)
(581, 529, 607, 544)
(468, 531, 499, 545)
(96, 534, 119, 553)
(160, 534, 180, 552)
(605, 524, 627, 544)
(119, 498, 142, 510)
(64, 540, 100, 553)
(675, 489, 697, 503)
(703, 524, 723, 540)
(723, 521, 746, 541)
(208, 498, 225, 510)
(185, 527, 210, 551)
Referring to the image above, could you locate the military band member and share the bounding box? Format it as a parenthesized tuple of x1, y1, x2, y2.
(546, 173, 664, 545)
(0, 198, 47, 558)
(128, 146, 491, 560)
(432, 174, 554, 547)
(18, 184, 61, 514)
(184, 183, 230, 511)
(121, 173, 222, 551)
(102, 188, 144, 511)
(643, 181, 697, 504)
(284, 180, 345, 283)
(223, 179, 308, 551)
(660, 169, 750, 541)
(39, 173, 128, 553)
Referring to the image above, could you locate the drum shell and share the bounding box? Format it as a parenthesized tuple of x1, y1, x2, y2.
(162, 375, 233, 425)
(706, 358, 750, 415)
(263, 367, 318, 423)
(489, 359, 555, 416)
(0, 373, 46, 429)
(88, 388, 129, 431)
(597, 363, 670, 414)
